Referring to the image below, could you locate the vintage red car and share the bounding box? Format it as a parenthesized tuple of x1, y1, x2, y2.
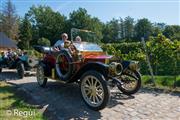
(34, 41, 141, 110)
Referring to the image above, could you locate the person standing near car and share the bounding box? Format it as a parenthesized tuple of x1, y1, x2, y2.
(0, 51, 6, 65)
(54, 33, 71, 50)
(6, 48, 13, 60)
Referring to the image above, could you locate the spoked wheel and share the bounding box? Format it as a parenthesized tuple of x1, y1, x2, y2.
(37, 63, 47, 87)
(117, 71, 141, 95)
(55, 50, 73, 81)
(80, 71, 110, 110)
(16, 62, 24, 79)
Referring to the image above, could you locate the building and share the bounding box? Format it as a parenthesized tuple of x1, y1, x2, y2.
(0, 32, 17, 51)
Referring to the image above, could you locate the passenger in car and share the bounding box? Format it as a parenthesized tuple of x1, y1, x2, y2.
(75, 36, 82, 43)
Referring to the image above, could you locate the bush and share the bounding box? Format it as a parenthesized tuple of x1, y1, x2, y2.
(101, 42, 147, 74)
(37, 37, 51, 46)
(26, 49, 43, 58)
(101, 35, 179, 76)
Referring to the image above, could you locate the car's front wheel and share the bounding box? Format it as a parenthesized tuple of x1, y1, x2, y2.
(117, 71, 141, 95)
(37, 63, 47, 87)
(80, 71, 110, 110)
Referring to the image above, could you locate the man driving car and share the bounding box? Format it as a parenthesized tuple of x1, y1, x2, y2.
(54, 33, 71, 50)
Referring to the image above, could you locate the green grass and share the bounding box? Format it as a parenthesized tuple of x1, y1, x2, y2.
(142, 75, 180, 89)
(0, 82, 46, 120)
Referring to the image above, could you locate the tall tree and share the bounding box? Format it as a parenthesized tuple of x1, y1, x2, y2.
(134, 18, 152, 40)
(151, 23, 166, 36)
(119, 17, 125, 39)
(69, 8, 103, 42)
(18, 14, 32, 49)
(102, 18, 120, 43)
(163, 25, 180, 40)
(124, 16, 134, 40)
(0, 0, 19, 40)
(69, 8, 91, 29)
(27, 5, 66, 45)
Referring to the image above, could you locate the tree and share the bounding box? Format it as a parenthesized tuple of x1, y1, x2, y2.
(134, 18, 152, 40)
(37, 37, 50, 46)
(152, 24, 162, 37)
(163, 25, 174, 38)
(18, 14, 32, 50)
(27, 5, 66, 45)
(124, 16, 134, 40)
(102, 18, 120, 43)
(69, 8, 91, 29)
(119, 17, 125, 39)
(0, 12, 3, 31)
(69, 8, 103, 42)
(163, 25, 180, 40)
(0, 0, 19, 40)
(146, 34, 179, 75)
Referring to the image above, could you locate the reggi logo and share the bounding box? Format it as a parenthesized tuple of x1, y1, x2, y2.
(6, 109, 36, 117)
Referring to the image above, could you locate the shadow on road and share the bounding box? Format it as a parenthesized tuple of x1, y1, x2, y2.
(0, 70, 35, 81)
(0, 71, 19, 80)
(6, 78, 136, 120)
(2, 71, 180, 119)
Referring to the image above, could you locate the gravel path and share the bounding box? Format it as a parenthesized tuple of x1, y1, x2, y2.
(0, 69, 180, 120)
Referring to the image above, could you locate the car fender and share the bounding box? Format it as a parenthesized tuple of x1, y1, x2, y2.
(69, 62, 109, 82)
(38, 61, 51, 76)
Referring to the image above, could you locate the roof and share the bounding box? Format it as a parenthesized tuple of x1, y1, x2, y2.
(0, 32, 17, 48)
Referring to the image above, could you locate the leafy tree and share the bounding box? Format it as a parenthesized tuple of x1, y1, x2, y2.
(163, 25, 174, 38)
(124, 16, 134, 40)
(69, 8, 91, 29)
(18, 14, 32, 49)
(134, 18, 152, 40)
(37, 37, 50, 46)
(0, 0, 19, 40)
(151, 23, 166, 36)
(0, 12, 3, 31)
(26, 5, 66, 45)
(69, 8, 103, 43)
(102, 18, 120, 43)
(155, 23, 166, 30)
(146, 34, 179, 75)
(163, 25, 180, 40)
(119, 17, 125, 39)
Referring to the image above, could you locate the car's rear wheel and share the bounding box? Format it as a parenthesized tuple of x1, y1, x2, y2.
(80, 71, 110, 110)
(37, 63, 47, 87)
(17, 62, 24, 79)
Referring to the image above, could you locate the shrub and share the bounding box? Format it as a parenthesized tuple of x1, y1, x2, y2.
(37, 37, 51, 46)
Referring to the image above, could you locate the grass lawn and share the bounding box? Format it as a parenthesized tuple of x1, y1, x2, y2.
(0, 82, 46, 120)
(142, 75, 180, 90)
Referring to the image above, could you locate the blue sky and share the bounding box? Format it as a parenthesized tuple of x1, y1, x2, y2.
(1, 0, 180, 25)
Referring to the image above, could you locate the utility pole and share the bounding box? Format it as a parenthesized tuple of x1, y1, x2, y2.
(141, 37, 155, 86)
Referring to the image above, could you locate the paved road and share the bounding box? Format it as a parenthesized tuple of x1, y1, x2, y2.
(0, 70, 180, 120)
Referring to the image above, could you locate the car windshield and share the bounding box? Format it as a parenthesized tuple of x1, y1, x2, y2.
(71, 28, 101, 43)
(73, 42, 103, 52)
